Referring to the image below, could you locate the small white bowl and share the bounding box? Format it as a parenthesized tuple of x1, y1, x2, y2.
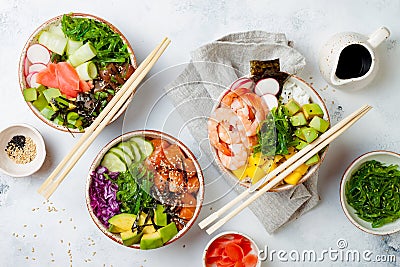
(340, 150, 400, 235)
(203, 231, 261, 267)
(0, 124, 46, 177)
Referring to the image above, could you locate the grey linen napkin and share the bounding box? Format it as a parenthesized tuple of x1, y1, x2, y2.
(164, 31, 319, 233)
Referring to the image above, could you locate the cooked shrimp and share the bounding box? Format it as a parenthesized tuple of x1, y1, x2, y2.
(208, 118, 233, 156)
(220, 88, 252, 107)
(217, 121, 241, 144)
(218, 143, 248, 170)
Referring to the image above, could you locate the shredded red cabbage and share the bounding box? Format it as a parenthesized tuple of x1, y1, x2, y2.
(89, 166, 120, 227)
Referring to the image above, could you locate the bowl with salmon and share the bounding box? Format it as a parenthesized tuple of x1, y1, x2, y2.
(86, 130, 204, 249)
(19, 13, 137, 133)
(208, 59, 330, 191)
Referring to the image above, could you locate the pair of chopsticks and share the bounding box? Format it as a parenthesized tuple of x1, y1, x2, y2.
(199, 104, 372, 235)
(37, 38, 171, 200)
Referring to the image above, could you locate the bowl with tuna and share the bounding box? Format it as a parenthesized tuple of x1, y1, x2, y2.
(208, 59, 330, 191)
(86, 130, 204, 249)
(19, 13, 137, 133)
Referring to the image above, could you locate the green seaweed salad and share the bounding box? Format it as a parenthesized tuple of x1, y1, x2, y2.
(345, 160, 400, 228)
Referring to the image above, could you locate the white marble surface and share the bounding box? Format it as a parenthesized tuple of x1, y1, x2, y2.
(1, 0, 399, 266)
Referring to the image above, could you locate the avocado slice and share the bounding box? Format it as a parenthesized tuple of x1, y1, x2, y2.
(290, 137, 308, 150)
(159, 222, 178, 244)
(285, 99, 301, 116)
(140, 232, 163, 250)
(108, 224, 125, 234)
(301, 127, 319, 143)
(32, 93, 48, 111)
(294, 127, 307, 141)
(23, 88, 38, 102)
(302, 103, 324, 120)
(154, 204, 167, 227)
(108, 213, 137, 231)
(290, 112, 307, 126)
(43, 88, 61, 102)
(40, 106, 56, 119)
(138, 212, 156, 234)
(305, 153, 320, 166)
(121, 230, 143, 246)
(309, 116, 330, 133)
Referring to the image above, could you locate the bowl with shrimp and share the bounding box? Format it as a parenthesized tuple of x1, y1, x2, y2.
(86, 130, 204, 249)
(208, 62, 330, 192)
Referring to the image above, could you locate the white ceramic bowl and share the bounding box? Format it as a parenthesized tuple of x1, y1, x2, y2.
(86, 130, 204, 249)
(203, 231, 261, 267)
(18, 13, 137, 133)
(340, 150, 400, 235)
(211, 75, 330, 191)
(0, 124, 46, 177)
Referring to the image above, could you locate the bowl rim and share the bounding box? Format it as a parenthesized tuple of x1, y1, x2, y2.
(0, 123, 46, 177)
(18, 13, 138, 133)
(202, 231, 261, 267)
(85, 129, 205, 249)
(339, 150, 400, 235)
(210, 74, 330, 192)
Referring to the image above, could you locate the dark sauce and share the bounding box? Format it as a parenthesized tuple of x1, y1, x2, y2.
(335, 44, 372, 79)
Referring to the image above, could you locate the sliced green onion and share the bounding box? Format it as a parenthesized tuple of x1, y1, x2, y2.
(68, 42, 97, 67)
(75, 61, 98, 80)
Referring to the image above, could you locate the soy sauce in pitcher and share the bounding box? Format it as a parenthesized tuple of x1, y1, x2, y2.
(335, 44, 372, 79)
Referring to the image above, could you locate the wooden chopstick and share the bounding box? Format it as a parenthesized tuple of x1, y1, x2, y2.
(38, 38, 171, 199)
(200, 105, 372, 234)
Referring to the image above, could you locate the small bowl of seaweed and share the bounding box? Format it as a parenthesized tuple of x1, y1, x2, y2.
(340, 150, 400, 235)
(19, 13, 137, 133)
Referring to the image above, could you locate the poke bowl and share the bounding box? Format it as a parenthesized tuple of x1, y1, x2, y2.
(19, 13, 137, 133)
(208, 59, 330, 191)
(86, 130, 204, 250)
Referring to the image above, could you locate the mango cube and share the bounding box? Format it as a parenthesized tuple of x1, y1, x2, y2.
(284, 172, 302, 185)
(232, 165, 247, 180)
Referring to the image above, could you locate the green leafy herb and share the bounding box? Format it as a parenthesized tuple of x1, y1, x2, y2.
(345, 160, 400, 228)
(255, 105, 293, 156)
(113, 163, 156, 215)
(61, 14, 130, 65)
(253, 112, 276, 156)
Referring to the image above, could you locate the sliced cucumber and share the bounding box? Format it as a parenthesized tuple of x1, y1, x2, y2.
(118, 142, 135, 161)
(128, 141, 143, 162)
(38, 31, 68, 55)
(101, 152, 126, 172)
(109, 147, 132, 167)
(129, 137, 154, 158)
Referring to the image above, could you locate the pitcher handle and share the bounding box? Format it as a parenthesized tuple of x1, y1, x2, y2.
(367, 26, 390, 48)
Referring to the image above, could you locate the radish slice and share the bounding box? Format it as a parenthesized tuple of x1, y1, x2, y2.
(255, 78, 280, 96)
(26, 44, 51, 65)
(26, 72, 39, 88)
(24, 57, 31, 77)
(261, 94, 279, 110)
(28, 63, 47, 74)
(230, 77, 255, 91)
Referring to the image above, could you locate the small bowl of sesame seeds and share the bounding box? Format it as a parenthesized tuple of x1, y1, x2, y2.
(0, 124, 46, 177)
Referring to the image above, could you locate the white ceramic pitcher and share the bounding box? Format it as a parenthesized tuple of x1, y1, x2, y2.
(319, 27, 390, 91)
